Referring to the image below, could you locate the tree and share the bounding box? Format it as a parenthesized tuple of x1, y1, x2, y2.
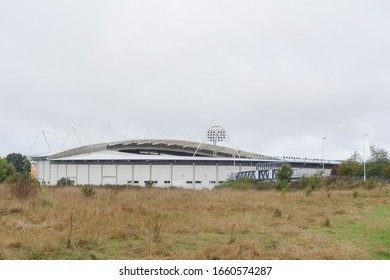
(276, 164, 293, 182)
(0, 158, 16, 183)
(366, 144, 390, 178)
(348, 151, 362, 162)
(337, 160, 361, 176)
(57, 177, 75, 186)
(6, 153, 31, 174)
(369, 144, 389, 162)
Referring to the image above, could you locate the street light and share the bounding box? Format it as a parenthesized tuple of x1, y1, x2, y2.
(363, 134, 368, 182)
(322, 137, 326, 170)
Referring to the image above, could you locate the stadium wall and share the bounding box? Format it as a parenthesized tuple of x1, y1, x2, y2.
(35, 160, 257, 188)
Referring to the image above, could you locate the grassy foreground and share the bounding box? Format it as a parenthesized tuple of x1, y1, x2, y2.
(0, 182, 390, 260)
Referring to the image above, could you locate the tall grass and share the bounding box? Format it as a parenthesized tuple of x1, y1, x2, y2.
(0, 182, 389, 260)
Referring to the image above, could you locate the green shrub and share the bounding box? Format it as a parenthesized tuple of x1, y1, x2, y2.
(276, 164, 293, 182)
(352, 190, 359, 198)
(57, 177, 75, 186)
(275, 179, 288, 192)
(81, 186, 96, 198)
(305, 185, 313, 196)
(0, 158, 16, 183)
(364, 178, 376, 189)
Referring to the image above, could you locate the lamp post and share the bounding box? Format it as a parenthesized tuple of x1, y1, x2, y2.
(322, 137, 326, 170)
(363, 134, 368, 182)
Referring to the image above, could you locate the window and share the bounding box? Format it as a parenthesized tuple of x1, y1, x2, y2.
(209, 181, 216, 184)
(195, 181, 202, 184)
(128, 180, 139, 184)
(164, 181, 171, 184)
(218, 181, 224, 184)
(144, 180, 158, 184)
(186, 181, 193, 184)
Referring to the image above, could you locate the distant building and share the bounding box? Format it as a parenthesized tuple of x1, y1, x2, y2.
(31, 139, 338, 188)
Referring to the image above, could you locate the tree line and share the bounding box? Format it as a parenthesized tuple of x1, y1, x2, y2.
(0, 153, 31, 183)
(333, 144, 390, 179)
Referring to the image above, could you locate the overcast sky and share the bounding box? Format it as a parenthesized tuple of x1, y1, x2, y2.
(1, 0, 390, 160)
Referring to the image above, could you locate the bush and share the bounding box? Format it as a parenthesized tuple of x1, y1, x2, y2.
(144, 181, 155, 188)
(276, 164, 293, 182)
(57, 177, 75, 186)
(7, 173, 39, 199)
(81, 186, 96, 198)
(305, 185, 313, 196)
(364, 178, 376, 190)
(275, 179, 288, 192)
(275, 164, 293, 192)
(352, 190, 359, 198)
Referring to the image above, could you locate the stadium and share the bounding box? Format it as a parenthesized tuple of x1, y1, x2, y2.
(31, 126, 339, 188)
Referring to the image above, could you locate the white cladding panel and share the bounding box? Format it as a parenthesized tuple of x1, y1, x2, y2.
(117, 165, 132, 184)
(173, 165, 193, 188)
(89, 165, 102, 185)
(151, 165, 171, 186)
(67, 165, 77, 179)
(43, 161, 50, 183)
(77, 165, 89, 185)
(50, 164, 57, 185)
(218, 166, 234, 183)
(194, 165, 216, 188)
(103, 177, 116, 185)
(133, 165, 150, 186)
(58, 165, 67, 181)
(37, 161, 44, 182)
(36, 161, 49, 183)
(103, 165, 116, 177)
(102, 165, 117, 185)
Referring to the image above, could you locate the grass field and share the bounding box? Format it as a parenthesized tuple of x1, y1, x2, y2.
(0, 182, 389, 260)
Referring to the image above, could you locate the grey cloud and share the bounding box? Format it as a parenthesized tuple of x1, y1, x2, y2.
(1, 0, 390, 160)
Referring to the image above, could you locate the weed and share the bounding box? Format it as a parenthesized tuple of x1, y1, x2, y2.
(273, 208, 282, 218)
(7, 173, 39, 199)
(228, 224, 236, 244)
(7, 242, 22, 249)
(352, 190, 360, 198)
(29, 251, 46, 260)
(1, 183, 390, 260)
(81, 186, 96, 198)
(67, 213, 74, 248)
(275, 180, 288, 192)
(323, 217, 331, 227)
(365, 178, 377, 190)
(305, 186, 313, 196)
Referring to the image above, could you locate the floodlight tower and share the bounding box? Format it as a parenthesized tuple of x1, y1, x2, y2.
(207, 126, 227, 157)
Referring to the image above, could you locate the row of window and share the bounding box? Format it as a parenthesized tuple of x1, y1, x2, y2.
(126, 180, 224, 185)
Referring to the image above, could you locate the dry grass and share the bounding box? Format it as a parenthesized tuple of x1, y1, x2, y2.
(0, 183, 390, 260)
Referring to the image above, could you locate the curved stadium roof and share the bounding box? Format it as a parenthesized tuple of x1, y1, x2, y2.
(43, 139, 276, 160)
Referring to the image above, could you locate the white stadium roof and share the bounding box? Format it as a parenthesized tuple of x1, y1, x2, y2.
(36, 139, 277, 161)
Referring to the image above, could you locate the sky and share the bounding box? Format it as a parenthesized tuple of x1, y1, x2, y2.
(1, 0, 390, 160)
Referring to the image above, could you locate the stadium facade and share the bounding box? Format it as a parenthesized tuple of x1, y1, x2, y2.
(31, 138, 338, 188)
